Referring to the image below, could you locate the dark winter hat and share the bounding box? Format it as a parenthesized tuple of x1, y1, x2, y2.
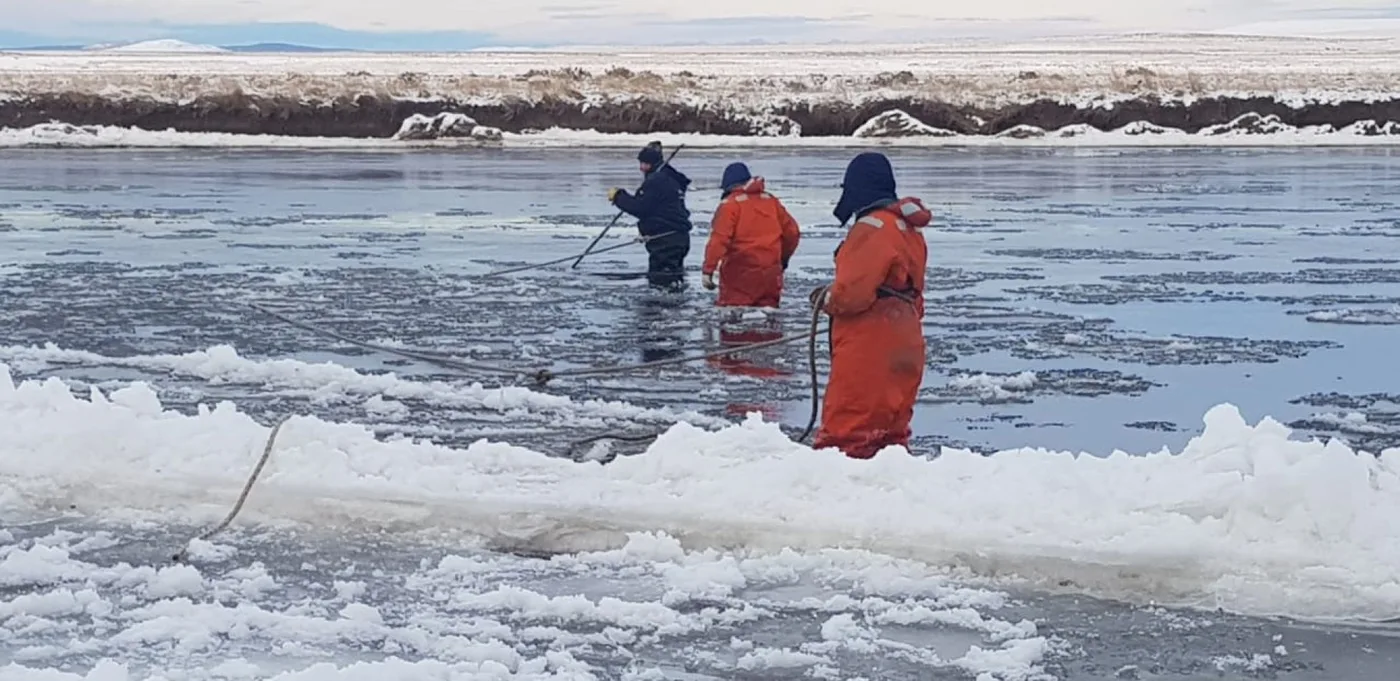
(720, 162, 752, 190)
(637, 141, 664, 166)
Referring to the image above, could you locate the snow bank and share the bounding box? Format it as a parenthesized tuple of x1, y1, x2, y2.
(853, 109, 957, 138)
(0, 343, 727, 430)
(1, 349, 1398, 622)
(3, 118, 1400, 149)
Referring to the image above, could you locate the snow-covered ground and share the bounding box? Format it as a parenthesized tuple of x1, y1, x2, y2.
(2, 145, 1399, 679)
(5, 33, 1398, 78)
(1, 33, 1397, 109)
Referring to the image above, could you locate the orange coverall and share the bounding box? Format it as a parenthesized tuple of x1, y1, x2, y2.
(814, 196, 931, 459)
(702, 177, 801, 308)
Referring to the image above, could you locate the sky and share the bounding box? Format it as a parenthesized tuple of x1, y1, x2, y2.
(2, 0, 1400, 49)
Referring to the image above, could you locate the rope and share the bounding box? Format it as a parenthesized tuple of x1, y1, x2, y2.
(564, 303, 830, 452)
(483, 231, 676, 278)
(530, 323, 826, 385)
(572, 144, 686, 269)
(792, 286, 915, 443)
(246, 302, 526, 378)
(797, 301, 825, 442)
(250, 297, 823, 387)
(249, 293, 835, 458)
(172, 413, 292, 563)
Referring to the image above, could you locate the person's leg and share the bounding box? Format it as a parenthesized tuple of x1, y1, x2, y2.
(647, 233, 689, 291)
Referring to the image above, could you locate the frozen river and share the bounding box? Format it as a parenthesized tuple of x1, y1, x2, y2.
(1, 146, 1399, 680)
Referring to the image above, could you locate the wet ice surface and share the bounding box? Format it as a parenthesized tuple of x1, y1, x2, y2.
(3, 147, 1400, 678)
(2, 148, 1399, 456)
(4, 513, 1398, 681)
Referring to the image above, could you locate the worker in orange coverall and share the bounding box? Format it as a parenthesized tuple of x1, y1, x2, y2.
(808, 151, 930, 459)
(701, 163, 801, 308)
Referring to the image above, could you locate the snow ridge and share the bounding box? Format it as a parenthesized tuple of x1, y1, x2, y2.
(1, 347, 1399, 622)
(3, 116, 1400, 149)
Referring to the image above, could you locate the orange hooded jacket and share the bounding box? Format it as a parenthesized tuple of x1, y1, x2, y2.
(814, 196, 931, 459)
(702, 177, 801, 308)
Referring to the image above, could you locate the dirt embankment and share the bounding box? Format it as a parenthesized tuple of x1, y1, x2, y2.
(3, 92, 1400, 138)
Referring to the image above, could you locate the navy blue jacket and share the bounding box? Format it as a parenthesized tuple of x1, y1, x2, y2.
(614, 165, 694, 237)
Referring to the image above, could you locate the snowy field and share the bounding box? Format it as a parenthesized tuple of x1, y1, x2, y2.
(2, 145, 1400, 679)
(4, 34, 1400, 148)
(6, 34, 1400, 79)
(2, 34, 1399, 109)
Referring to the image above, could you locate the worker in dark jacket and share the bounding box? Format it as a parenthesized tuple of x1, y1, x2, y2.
(608, 141, 694, 290)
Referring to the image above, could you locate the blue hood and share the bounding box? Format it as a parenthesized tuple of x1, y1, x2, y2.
(720, 162, 752, 195)
(833, 152, 898, 225)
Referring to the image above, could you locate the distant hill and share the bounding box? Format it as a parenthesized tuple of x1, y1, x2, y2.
(222, 43, 352, 53)
(99, 39, 229, 53)
(1, 39, 353, 53)
(3, 44, 85, 51)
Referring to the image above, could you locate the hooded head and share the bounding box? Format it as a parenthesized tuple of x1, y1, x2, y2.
(720, 162, 752, 196)
(637, 141, 664, 172)
(833, 151, 897, 225)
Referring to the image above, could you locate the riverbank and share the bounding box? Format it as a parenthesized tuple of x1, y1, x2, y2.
(2, 35, 1398, 143)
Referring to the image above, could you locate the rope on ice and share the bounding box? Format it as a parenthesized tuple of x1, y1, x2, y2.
(172, 413, 292, 563)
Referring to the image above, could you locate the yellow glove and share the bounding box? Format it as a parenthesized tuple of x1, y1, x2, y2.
(607, 188, 620, 202)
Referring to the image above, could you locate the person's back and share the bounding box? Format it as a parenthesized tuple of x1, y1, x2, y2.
(702, 163, 801, 308)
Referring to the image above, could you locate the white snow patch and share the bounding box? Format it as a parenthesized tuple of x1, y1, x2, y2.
(182, 539, 237, 564)
(1305, 305, 1400, 325)
(948, 371, 1039, 400)
(362, 395, 409, 419)
(392, 112, 503, 142)
(853, 110, 957, 138)
(143, 564, 205, 600)
(736, 647, 827, 670)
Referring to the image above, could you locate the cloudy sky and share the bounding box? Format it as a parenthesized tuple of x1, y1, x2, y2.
(2, 0, 1399, 48)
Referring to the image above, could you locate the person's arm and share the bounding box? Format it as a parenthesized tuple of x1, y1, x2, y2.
(612, 175, 661, 218)
(776, 199, 801, 269)
(824, 218, 896, 317)
(703, 200, 739, 276)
